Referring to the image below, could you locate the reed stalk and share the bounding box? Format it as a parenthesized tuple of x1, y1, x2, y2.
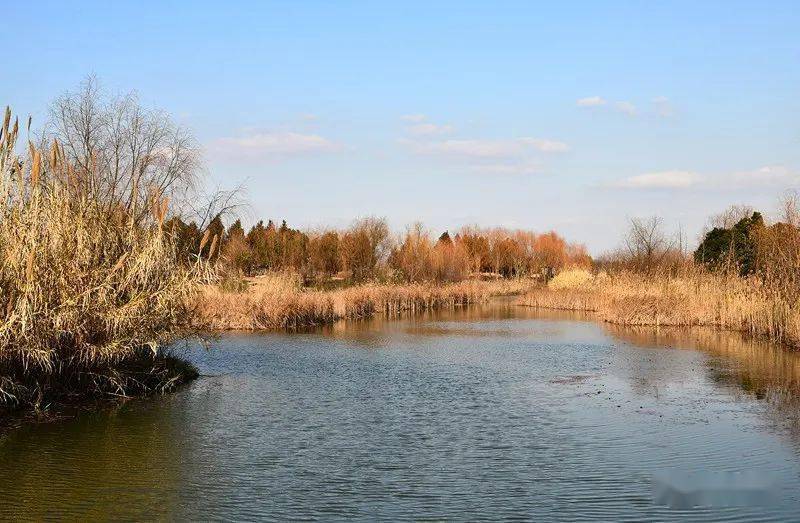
(0, 107, 203, 412)
(193, 273, 534, 330)
(519, 267, 800, 348)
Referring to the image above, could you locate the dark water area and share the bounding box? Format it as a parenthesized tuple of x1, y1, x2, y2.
(2, 300, 800, 521)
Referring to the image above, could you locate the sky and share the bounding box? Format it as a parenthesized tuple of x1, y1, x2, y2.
(4, 1, 799, 253)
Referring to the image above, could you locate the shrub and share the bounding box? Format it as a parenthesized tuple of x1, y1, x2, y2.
(548, 268, 595, 290)
(695, 212, 763, 276)
(0, 107, 201, 411)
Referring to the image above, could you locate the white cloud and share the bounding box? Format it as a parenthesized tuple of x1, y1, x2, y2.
(408, 136, 569, 158)
(412, 139, 520, 158)
(402, 135, 567, 176)
(401, 113, 427, 122)
(469, 162, 541, 175)
(577, 96, 607, 107)
(518, 137, 570, 153)
(614, 101, 638, 116)
(609, 165, 798, 192)
(730, 165, 796, 187)
(613, 170, 699, 189)
(211, 131, 342, 158)
(407, 122, 454, 136)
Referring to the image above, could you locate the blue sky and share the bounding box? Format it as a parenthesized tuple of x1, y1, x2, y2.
(5, 1, 799, 253)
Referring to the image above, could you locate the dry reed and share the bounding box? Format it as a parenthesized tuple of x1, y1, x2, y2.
(518, 267, 800, 348)
(193, 273, 535, 330)
(0, 108, 202, 411)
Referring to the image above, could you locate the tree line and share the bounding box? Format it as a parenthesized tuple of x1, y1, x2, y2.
(693, 197, 800, 297)
(596, 196, 800, 303)
(164, 214, 592, 284)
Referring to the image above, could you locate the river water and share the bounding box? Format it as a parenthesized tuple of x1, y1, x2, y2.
(2, 299, 800, 521)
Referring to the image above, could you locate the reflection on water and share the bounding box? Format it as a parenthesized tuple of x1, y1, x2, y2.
(607, 324, 800, 398)
(1, 299, 800, 520)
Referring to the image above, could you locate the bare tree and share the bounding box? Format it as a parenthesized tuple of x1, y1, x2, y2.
(779, 190, 800, 227)
(353, 216, 391, 265)
(44, 76, 201, 223)
(709, 204, 756, 229)
(624, 216, 675, 270)
(340, 217, 391, 281)
(184, 184, 247, 230)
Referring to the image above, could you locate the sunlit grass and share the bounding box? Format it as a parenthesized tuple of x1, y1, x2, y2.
(194, 272, 536, 330)
(519, 267, 800, 348)
(0, 108, 202, 410)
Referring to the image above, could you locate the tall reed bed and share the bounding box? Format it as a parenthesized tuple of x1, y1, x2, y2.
(193, 273, 535, 330)
(0, 108, 201, 411)
(518, 267, 800, 348)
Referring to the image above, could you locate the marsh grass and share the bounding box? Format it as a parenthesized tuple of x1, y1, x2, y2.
(194, 272, 535, 330)
(0, 108, 202, 412)
(519, 267, 800, 348)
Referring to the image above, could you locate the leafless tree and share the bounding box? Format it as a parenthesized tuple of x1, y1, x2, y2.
(185, 183, 247, 230)
(354, 216, 392, 265)
(339, 217, 392, 281)
(709, 204, 756, 229)
(44, 76, 201, 224)
(624, 216, 676, 270)
(779, 190, 800, 227)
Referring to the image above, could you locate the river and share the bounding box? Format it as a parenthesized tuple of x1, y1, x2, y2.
(2, 299, 800, 521)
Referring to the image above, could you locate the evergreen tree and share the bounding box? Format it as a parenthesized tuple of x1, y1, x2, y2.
(226, 219, 245, 242)
(204, 214, 225, 259)
(695, 212, 764, 275)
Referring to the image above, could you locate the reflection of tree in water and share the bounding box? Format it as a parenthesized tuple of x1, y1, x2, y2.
(321, 299, 598, 348)
(597, 325, 705, 397)
(603, 324, 800, 440)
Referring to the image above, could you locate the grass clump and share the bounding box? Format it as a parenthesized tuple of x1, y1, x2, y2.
(547, 267, 595, 290)
(0, 107, 202, 413)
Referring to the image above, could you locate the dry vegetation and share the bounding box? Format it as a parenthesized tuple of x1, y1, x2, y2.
(0, 79, 592, 415)
(6, 77, 798, 420)
(187, 196, 591, 332)
(194, 272, 535, 330)
(520, 208, 800, 349)
(0, 88, 207, 413)
(520, 268, 799, 345)
(176, 215, 591, 285)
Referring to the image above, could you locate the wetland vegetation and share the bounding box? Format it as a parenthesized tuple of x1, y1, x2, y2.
(1, 80, 799, 437)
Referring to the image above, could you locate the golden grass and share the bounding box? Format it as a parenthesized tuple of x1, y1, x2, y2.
(518, 267, 800, 348)
(193, 273, 536, 330)
(547, 267, 595, 290)
(0, 108, 201, 410)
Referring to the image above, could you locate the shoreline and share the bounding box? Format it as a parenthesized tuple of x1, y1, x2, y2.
(193, 276, 538, 331)
(6, 269, 800, 432)
(0, 280, 534, 431)
(0, 352, 199, 435)
(517, 269, 800, 350)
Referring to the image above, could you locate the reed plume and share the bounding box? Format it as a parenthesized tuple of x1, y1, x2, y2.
(0, 107, 203, 411)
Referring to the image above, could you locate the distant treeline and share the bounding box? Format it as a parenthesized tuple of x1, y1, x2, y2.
(522, 196, 800, 349)
(594, 201, 800, 287)
(165, 215, 591, 283)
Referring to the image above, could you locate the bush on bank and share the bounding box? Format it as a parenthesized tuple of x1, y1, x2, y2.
(0, 106, 203, 413)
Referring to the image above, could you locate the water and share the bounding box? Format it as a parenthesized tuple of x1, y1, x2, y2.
(2, 300, 800, 521)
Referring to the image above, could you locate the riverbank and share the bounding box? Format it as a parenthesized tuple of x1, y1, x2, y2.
(0, 352, 199, 431)
(0, 106, 203, 416)
(193, 273, 537, 330)
(518, 268, 800, 349)
(0, 277, 531, 427)
(7, 300, 800, 521)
